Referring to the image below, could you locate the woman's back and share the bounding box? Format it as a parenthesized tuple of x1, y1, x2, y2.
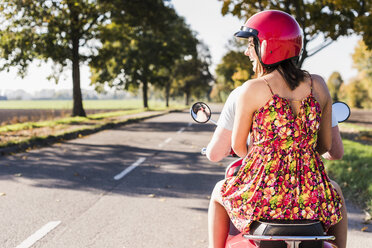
(222, 71, 341, 234)
(232, 70, 333, 157)
(242, 71, 329, 118)
(251, 75, 321, 151)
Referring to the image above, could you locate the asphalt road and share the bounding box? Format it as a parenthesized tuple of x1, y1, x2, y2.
(0, 107, 371, 248)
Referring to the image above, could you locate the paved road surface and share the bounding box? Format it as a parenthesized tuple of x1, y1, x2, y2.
(0, 106, 371, 247)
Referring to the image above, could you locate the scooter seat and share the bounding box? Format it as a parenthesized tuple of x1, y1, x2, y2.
(250, 220, 325, 236)
(228, 220, 327, 248)
(249, 220, 326, 248)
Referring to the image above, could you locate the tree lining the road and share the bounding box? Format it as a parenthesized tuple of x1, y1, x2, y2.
(90, 1, 212, 108)
(327, 71, 344, 102)
(212, 38, 254, 102)
(170, 42, 214, 106)
(0, 0, 213, 113)
(0, 0, 115, 117)
(341, 39, 372, 108)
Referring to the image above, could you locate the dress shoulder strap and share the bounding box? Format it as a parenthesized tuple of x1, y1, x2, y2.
(263, 77, 274, 95)
(309, 75, 313, 94)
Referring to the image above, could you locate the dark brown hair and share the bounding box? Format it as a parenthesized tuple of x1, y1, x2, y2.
(265, 59, 310, 90)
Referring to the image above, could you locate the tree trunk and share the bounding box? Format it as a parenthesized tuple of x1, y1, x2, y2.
(185, 90, 190, 106)
(142, 81, 148, 108)
(297, 36, 308, 68)
(70, 10, 86, 117)
(165, 82, 170, 107)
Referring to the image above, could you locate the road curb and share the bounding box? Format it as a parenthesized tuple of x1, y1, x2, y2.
(0, 109, 181, 157)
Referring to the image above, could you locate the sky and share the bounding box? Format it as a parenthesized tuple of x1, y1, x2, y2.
(0, 0, 361, 94)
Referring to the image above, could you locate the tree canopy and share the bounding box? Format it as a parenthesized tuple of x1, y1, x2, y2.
(352, 39, 372, 78)
(0, 0, 113, 116)
(171, 42, 213, 105)
(0, 0, 210, 111)
(327, 72, 343, 102)
(212, 38, 253, 102)
(344, 39, 372, 108)
(90, 1, 211, 108)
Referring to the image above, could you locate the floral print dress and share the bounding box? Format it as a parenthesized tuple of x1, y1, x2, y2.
(221, 77, 343, 233)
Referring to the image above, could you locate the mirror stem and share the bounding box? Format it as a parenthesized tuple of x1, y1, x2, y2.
(209, 119, 217, 125)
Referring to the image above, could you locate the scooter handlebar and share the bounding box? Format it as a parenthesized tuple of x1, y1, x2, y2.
(200, 147, 238, 157)
(201, 147, 207, 155)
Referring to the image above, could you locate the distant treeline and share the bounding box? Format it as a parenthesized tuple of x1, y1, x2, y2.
(0, 89, 132, 101)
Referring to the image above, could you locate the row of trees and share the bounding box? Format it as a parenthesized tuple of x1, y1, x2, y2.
(89, 1, 213, 108)
(0, 0, 213, 116)
(0, 0, 370, 115)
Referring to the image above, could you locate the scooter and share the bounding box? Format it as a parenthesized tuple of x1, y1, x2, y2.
(190, 101, 351, 248)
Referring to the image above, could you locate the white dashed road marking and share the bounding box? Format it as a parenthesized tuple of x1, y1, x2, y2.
(114, 157, 146, 180)
(158, 137, 173, 148)
(177, 127, 185, 133)
(16, 221, 61, 248)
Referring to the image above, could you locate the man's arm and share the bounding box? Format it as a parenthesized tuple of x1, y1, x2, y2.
(322, 125, 344, 160)
(206, 126, 232, 162)
(205, 87, 240, 162)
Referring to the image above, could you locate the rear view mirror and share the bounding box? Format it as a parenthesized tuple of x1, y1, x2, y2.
(190, 102, 211, 123)
(332, 101, 350, 123)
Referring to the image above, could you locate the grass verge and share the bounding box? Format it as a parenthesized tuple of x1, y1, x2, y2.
(0, 109, 145, 133)
(325, 139, 372, 216)
(0, 105, 187, 154)
(0, 99, 183, 109)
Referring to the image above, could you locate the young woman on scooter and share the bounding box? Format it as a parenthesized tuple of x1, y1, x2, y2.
(208, 10, 345, 248)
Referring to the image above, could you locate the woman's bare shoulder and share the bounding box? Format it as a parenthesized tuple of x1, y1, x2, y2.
(310, 73, 331, 105)
(239, 78, 270, 110)
(310, 74, 327, 89)
(241, 78, 266, 95)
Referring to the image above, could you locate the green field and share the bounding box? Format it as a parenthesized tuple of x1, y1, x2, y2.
(325, 139, 372, 215)
(0, 99, 185, 110)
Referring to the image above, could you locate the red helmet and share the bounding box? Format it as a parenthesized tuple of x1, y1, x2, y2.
(235, 10, 303, 66)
